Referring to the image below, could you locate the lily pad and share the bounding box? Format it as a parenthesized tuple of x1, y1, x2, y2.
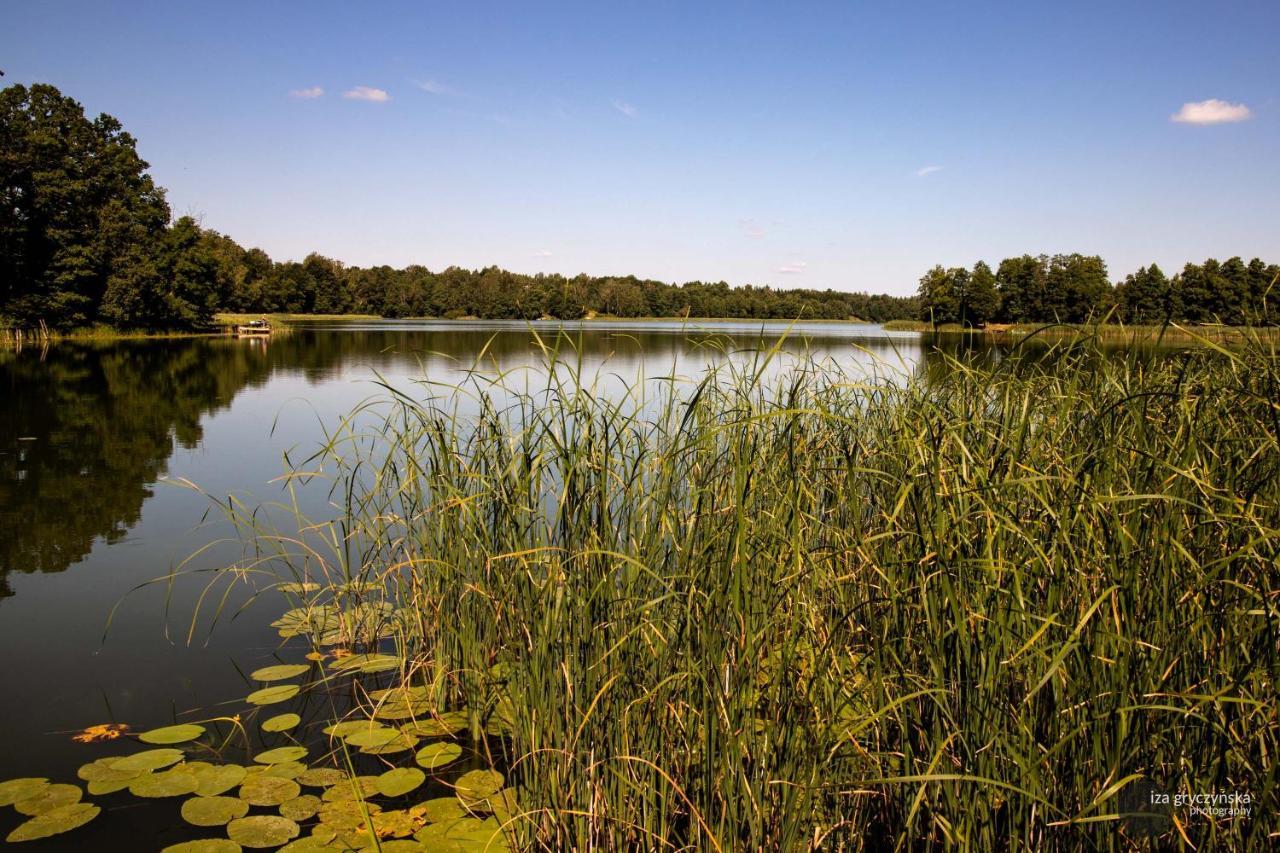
(409, 796, 466, 824)
(239, 775, 301, 806)
(138, 723, 207, 744)
(250, 664, 310, 682)
(262, 761, 308, 780)
(316, 799, 382, 831)
(87, 775, 138, 796)
(415, 742, 463, 770)
(328, 653, 401, 674)
(278, 838, 340, 852)
(130, 767, 200, 798)
(111, 748, 186, 774)
(376, 767, 425, 798)
(279, 793, 322, 821)
(414, 816, 509, 849)
(277, 582, 321, 594)
(360, 733, 419, 755)
(5, 802, 100, 842)
(14, 783, 81, 816)
(341, 726, 399, 748)
(193, 764, 248, 797)
(453, 769, 504, 806)
(181, 795, 250, 826)
(227, 815, 301, 848)
(297, 767, 348, 787)
(321, 720, 378, 738)
(254, 746, 309, 765)
(320, 776, 378, 803)
(262, 713, 301, 733)
(77, 760, 136, 784)
(0, 778, 50, 808)
(370, 809, 419, 838)
(160, 841, 242, 853)
(247, 684, 300, 706)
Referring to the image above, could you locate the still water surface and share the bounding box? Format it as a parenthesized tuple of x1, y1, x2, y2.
(0, 319, 1082, 847)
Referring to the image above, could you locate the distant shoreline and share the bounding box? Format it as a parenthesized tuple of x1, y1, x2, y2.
(5, 314, 1277, 347)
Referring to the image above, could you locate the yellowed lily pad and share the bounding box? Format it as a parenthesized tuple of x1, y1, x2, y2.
(376, 767, 425, 798)
(414, 742, 463, 770)
(160, 840, 242, 853)
(6, 802, 100, 842)
(14, 783, 82, 816)
(453, 769, 504, 806)
(409, 796, 465, 823)
(261, 713, 301, 733)
(181, 795, 251, 826)
(227, 815, 301, 848)
(250, 664, 310, 682)
(246, 685, 300, 706)
(239, 774, 301, 806)
(254, 746, 308, 765)
(138, 723, 206, 744)
(279, 793, 322, 821)
(130, 766, 200, 798)
(297, 767, 347, 788)
(0, 778, 49, 807)
(193, 764, 248, 797)
(111, 748, 185, 774)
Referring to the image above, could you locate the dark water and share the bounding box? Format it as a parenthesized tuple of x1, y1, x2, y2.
(0, 319, 1147, 848)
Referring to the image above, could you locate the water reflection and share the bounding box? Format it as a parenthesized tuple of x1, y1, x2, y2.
(0, 322, 921, 597)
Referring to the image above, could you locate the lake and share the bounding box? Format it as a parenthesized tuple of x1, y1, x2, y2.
(0, 318, 1172, 848)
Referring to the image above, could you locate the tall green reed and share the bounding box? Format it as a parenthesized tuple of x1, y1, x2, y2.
(211, 329, 1279, 850)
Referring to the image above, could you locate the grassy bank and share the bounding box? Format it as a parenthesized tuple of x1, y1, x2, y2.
(203, 332, 1279, 850)
(884, 318, 1280, 343)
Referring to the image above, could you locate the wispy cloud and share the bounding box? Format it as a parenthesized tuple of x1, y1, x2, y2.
(531, 249, 554, 258)
(776, 261, 808, 274)
(915, 165, 943, 178)
(289, 86, 324, 100)
(612, 99, 637, 118)
(344, 86, 391, 103)
(1171, 99, 1252, 125)
(414, 78, 458, 96)
(737, 218, 766, 239)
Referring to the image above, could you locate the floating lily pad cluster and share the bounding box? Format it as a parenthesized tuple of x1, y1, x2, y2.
(2, 582, 519, 849)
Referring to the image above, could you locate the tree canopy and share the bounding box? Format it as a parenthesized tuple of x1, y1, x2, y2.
(918, 253, 1277, 327)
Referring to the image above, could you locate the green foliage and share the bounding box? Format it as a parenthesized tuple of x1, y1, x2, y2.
(922, 252, 1278, 327)
(209, 334, 1279, 849)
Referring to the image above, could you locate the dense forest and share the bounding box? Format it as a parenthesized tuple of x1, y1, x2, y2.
(3, 83, 1274, 333)
(917, 253, 1279, 327)
(1, 83, 914, 330)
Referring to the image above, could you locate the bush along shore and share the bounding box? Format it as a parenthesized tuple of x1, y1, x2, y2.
(3, 331, 1276, 850)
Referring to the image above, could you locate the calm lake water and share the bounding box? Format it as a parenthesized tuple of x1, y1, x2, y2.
(0, 319, 1136, 848)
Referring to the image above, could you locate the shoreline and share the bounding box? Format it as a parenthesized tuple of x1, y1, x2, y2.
(5, 314, 1278, 347)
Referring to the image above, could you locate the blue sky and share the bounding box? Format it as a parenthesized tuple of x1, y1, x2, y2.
(5, 1, 1278, 295)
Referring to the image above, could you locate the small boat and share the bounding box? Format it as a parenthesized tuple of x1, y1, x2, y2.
(234, 319, 273, 336)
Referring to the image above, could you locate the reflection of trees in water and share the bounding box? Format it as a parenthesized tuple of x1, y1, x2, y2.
(0, 340, 274, 597)
(0, 324, 916, 598)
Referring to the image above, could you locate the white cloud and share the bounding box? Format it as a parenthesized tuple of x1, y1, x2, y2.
(613, 99, 637, 118)
(738, 218, 766, 238)
(344, 86, 391, 103)
(289, 87, 324, 99)
(1171, 99, 1252, 125)
(776, 261, 808, 274)
(414, 79, 458, 96)
(915, 165, 942, 177)
(531, 249, 553, 258)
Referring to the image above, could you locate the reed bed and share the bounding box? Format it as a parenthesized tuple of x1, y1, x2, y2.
(217, 330, 1279, 850)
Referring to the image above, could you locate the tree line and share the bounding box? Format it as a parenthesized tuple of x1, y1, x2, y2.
(917, 253, 1278, 327)
(1, 83, 915, 331)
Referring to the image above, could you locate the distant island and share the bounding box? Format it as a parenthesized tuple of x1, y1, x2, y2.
(1, 83, 1274, 336)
